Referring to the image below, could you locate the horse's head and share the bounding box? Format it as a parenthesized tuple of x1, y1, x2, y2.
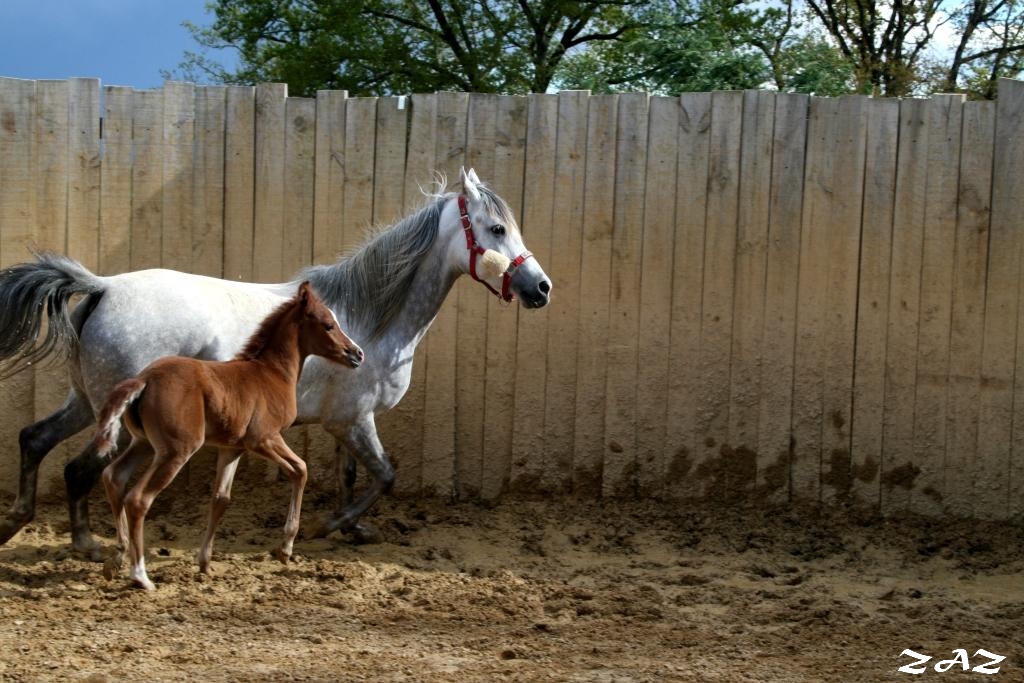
(296, 282, 364, 368)
(452, 167, 552, 308)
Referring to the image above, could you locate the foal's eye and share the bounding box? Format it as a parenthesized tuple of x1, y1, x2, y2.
(323, 323, 334, 332)
(489, 224, 506, 237)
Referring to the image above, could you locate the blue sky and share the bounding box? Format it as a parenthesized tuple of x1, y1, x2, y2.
(0, 0, 236, 88)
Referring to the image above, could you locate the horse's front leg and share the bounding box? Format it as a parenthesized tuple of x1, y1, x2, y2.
(197, 448, 242, 574)
(0, 392, 93, 545)
(308, 416, 394, 541)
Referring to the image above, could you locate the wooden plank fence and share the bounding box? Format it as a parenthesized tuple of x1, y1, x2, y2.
(1, 76, 1023, 519)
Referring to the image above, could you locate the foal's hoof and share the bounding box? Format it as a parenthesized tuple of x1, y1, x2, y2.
(271, 548, 291, 565)
(102, 555, 123, 581)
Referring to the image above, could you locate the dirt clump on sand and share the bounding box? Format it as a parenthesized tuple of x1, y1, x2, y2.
(0, 477, 1022, 682)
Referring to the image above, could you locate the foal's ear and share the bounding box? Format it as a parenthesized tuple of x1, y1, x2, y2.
(460, 166, 481, 202)
(297, 281, 312, 308)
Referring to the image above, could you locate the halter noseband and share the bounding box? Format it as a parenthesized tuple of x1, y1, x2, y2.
(458, 194, 533, 303)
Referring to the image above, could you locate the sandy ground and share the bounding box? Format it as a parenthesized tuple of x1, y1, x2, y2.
(0, 471, 1022, 682)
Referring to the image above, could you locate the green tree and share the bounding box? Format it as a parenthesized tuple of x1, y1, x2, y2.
(173, 0, 645, 96)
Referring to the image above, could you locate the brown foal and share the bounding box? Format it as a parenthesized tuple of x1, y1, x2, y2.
(93, 282, 364, 590)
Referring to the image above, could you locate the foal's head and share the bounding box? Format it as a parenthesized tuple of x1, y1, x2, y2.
(295, 282, 364, 368)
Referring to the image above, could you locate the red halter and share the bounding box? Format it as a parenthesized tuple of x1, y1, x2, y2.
(458, 194, 533, 303)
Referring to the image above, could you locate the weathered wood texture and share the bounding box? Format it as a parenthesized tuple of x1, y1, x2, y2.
(0, 78, 1022, 518)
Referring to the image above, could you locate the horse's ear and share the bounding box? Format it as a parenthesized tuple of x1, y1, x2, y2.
(460, 166, 481, 202)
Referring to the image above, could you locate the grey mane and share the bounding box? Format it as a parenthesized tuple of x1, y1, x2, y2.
(302, 195, 445, 342)
(302, 180, 519, 342)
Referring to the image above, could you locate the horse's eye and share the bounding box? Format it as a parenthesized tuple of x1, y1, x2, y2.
(323, 323, 334, 332)
(490, 224, 506, 236)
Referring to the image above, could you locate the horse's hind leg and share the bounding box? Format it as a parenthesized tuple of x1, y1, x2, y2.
(336, 439, 357, 508)
(64, 432, 127, 560)
(197, 448, 241, 575)
(101, 440, 152, 581)
(123, 446, 195, 591)
(0, 391, 93, 545)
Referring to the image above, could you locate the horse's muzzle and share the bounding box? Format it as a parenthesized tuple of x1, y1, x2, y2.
(520, 279, 551, 309)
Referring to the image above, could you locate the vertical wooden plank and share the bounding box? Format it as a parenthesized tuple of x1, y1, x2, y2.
(665, 92, 711, 500)
(420, 91, 467, 497)
(481, 95, 527, 500)
(945, 100, 994, 518)
(312, 90, 347, 265)
(33, 81, 68, 255)
(223, 85, 256, 281)
(1008, 86, 1024, 520)
(635, 95, 679, 497)
(253, 82, 287, 283)
(541, 90, 588, 493)
(819, 96, 868, 504)
(726, 90, 774, 498)
(881, 98, 929, 515)
(602, 92, 649, 498)
(160, 81, 195, 272)
(455, 93, 496, 499)
(509, 94, 556, 492)
(341, 97, 377, 254)
(909, 94, 963, 515)
(99, 86, 133, 274)
(372, 96, 407, 226)
(371, 95, 415, 492)
(192, 86, 226, 278)
(791, 96, 838, 503)
(281, 97, 316, 277)
(67, 77, 100, 270)
(850, 98, 899, 508)
(755, 93, 807, 502)
(0, 78, 37, 495)
(32, 80, 71, 490)
(983, 79, 1024, 519)
(130, 89, 163, 271)
(691, 91, 742, 500)
(572, 94, 618, 497)
(389, 93, 436, 496)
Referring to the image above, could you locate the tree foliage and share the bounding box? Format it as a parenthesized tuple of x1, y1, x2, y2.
(173, 0, 1024, 98)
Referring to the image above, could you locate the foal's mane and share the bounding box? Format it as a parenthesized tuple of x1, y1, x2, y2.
(235, 296, 300, 361)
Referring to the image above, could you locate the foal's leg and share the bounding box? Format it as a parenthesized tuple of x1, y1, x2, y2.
(197, 448, 242, 574)
(123, 446, 195, 591)
(251, 434, 307, 563)
(0, 392, 92, 546)
(101, 440, 153, 581)
(310, 416, 394, 540)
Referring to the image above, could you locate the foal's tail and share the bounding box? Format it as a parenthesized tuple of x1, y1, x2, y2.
(0, 252, 106, 378)
(94, 378, 147, 458)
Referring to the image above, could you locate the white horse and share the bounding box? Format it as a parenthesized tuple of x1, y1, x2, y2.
(0, 168, 551, 557)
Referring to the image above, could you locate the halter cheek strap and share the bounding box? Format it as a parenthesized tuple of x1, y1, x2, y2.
(458, 194, 533, 303)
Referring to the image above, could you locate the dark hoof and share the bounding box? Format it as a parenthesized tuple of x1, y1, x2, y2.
(350, 522, 381, 545)
(71, 538, 106, 563)
(0, 516, 29, 544)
